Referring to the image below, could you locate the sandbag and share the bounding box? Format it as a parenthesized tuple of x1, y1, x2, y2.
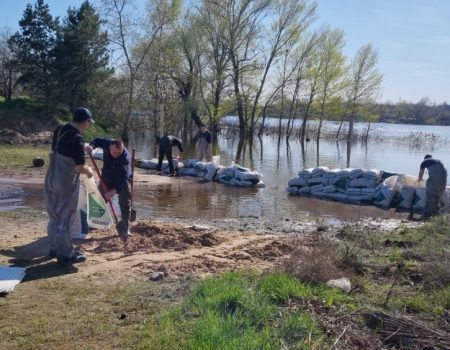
(183, 159, 198, 168)
(204, 163, 218, 181)
(138, 159, 159, 170)
(298, 168, 314, 177)
(298, 186, 310, 195)
(239, 171, 261, 182)
(348, 177, 377, 188)
(312, 166, 330, 177)
(323, 185, 337, 193)
(373, 175, 398, 208)
(412, 188, 426, 211)
(396, 186, 416, 209)
(288, 177, 307, 187)
(287, 186, 299, 194)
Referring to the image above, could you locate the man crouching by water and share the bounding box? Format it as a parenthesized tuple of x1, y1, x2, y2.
(418, 154, 448, 219)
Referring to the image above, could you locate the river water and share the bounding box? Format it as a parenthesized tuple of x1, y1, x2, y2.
(2, 120, 449, 221)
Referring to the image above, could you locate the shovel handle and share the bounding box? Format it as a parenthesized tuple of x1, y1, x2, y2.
(88, 152, 119, 222)
(131, 148, 135, 205)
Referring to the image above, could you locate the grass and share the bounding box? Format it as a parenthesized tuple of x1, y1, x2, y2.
(0, 145, 49, 176)
(132, 272, 354, 349)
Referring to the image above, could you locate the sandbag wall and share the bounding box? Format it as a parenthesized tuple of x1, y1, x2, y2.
(287, 167, 450, 212)
(137, 158, 265, 188)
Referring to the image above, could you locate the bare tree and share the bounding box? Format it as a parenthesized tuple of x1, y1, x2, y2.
(315, 27, 345, 140)
(345, 43, 382, 141)
(101, 0, 175, 143)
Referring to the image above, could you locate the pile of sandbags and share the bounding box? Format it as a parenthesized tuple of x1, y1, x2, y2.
(216, 163, 265, 188)
(288, 166, 450, 213)
(137, 158, 179, 172)
(137, 157, 265, 188)
(287, 167, 382, 203)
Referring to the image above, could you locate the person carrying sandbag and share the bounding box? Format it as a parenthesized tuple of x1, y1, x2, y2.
(418, 154, 448, 219)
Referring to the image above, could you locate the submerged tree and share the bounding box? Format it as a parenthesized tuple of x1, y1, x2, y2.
(345, 43, 382, 141)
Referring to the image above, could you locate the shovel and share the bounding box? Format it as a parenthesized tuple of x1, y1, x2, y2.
(130, 148, 137, 222)
(88, 153, 128, 242)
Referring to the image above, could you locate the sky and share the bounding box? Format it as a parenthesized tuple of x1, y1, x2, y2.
(1, 0, 449, 104)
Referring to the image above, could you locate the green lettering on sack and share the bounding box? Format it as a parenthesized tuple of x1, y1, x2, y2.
(88, 194, 105, 217)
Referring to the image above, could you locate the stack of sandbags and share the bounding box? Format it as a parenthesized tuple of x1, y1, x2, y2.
(218, 164, 265, 188)
(287, 167, 384, 204)
(373, 175, 398, 208)
(137, 158, 179, 171)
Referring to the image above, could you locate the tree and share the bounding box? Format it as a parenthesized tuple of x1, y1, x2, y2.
(0, 27, 21, 100)
(101, 0, 176, 143)
(8, 0, 58, 111)
(345, 43, 382, 141)
(54, 1, 111, 110)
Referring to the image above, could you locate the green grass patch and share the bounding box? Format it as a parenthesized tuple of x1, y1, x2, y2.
(134, 272, 354, 349)
(0, 145, 49, 175)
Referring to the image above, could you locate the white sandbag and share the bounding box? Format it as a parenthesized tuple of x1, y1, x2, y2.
(83, 175, 113, 230)
(219, 174, 234, 185)
(349, 168, 364, 179)
(233, 163, 251, 173)
(254, 181, 265, 188)
(348, 177, 377, 188)
(364, 169, 381, 179)
(196, 170, 207, 178)
(286, 186, 299, 194)
(323, 185, 337, 193)
(70, 183, 89, 239)
(288, 177, 307, 187)
(373, 176, 398, 208)
(412, 188, 426, 211)
(336, 168, 353, 177)
(396, 186, 416, 209)
(397, 174, 421, 188)
(180, 167, 198, 176)
(204, 163, 218, 181)
(183, 159, 198, 168)
(195, 161, 208, 171)
(162, 159, 180, 173)
(239, 171, 261, 182)
(361, 188, 376, 196)
(310, 184, 324, 192)
(138, 158, 159, 170)
(307, 177, 329, 186)
(214, 166, 225, 181)
(220, 166, 236, 178)
(298, 168, 314, 177)
(298, 186, 310, 195)
(312, 166, 330, 177)
(346, 187, 362, 195)
(322, 169, 341, 177)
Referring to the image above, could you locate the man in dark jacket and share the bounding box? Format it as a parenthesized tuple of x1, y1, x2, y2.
(45, 107, 94, 264)
(156, 134, 184, 175)
(418, 154, 448, 218)
(86, 138, 131, 234)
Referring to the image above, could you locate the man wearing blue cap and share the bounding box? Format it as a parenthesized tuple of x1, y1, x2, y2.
(45, 107, 95, 264)
(418, 154, 448, 219)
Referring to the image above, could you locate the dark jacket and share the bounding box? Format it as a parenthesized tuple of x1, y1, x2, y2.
(51, 124, 85, 165)
(90, 138, 130, 192)
(157, 135, 184, 153)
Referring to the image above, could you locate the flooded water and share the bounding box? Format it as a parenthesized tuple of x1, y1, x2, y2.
(125, 120, 450, 221)
(2, 119, 449, 221)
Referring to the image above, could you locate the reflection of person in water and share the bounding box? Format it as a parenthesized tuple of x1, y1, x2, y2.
(418, 154, 447, 219)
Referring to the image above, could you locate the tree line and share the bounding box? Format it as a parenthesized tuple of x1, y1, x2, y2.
(10, 0, 442, 144)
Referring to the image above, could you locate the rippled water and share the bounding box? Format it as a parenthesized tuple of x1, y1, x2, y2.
(3, 120, 449, 221)
(127, 120, 450, 221)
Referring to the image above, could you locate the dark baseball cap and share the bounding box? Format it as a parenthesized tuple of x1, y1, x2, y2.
(73, 107, 95, 123)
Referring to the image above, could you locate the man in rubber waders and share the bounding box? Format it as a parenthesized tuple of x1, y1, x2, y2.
(195, 123, 212, 162)
(418, 154, 448, 219)
(45, 107, 94, 264)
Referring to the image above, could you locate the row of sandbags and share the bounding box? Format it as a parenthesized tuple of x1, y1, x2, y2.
(137, 158, 265, 188)
(287, 166, 450, 212)
(287, 167, 384, 203)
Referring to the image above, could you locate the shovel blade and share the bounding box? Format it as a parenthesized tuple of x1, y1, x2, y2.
(116, 220, 128, 242)
(130, 208, 137, 222)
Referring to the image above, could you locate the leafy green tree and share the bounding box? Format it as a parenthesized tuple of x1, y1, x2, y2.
(8, 0, 58, 111)
(54, 1, 111, 110)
